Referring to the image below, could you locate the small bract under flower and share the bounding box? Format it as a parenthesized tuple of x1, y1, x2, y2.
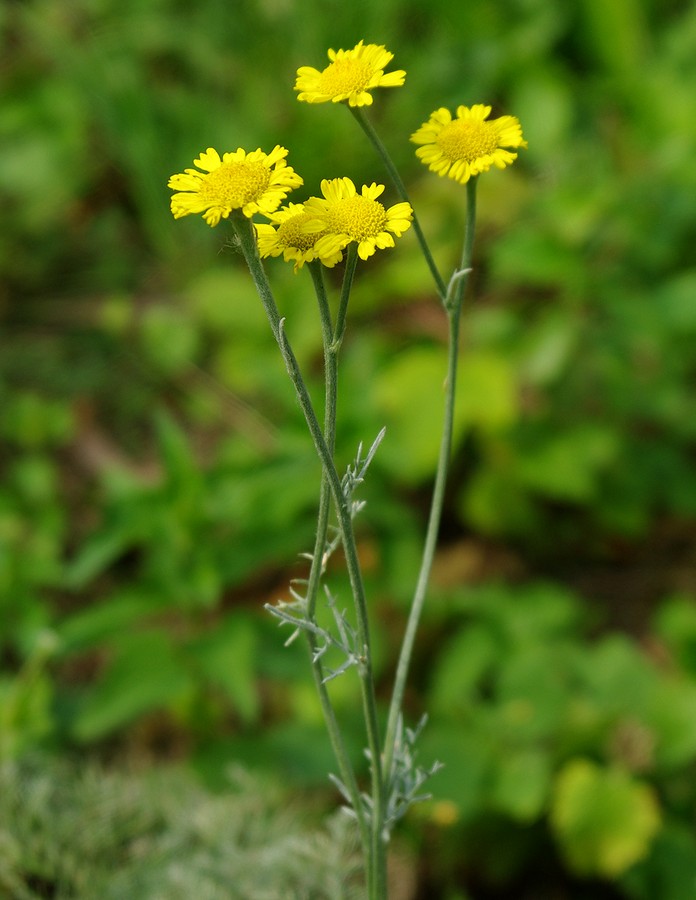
(168, 146, 303, 226)
(304, 178, 413, 261)
(255, 203, 344, 271)
(295, 40, 406, 107)
(411, 104, 527, 184)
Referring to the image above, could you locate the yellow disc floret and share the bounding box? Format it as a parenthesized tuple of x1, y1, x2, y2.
(411, 104, 527, 184)
(255, 203, 343, 271)
(295, 40, 406, 107)
(304, 178, 413, 261)
(168, 146, 303, 226)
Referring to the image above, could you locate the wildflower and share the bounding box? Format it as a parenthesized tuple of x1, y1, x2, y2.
(411, 104, 527, 184)
(168, 146, 302, 226)
(304, 178, 412, 261)
(295, 40, 406, 107)
(255, 203, 344, 271)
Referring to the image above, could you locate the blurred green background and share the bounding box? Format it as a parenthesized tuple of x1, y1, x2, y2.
(2, 0, 696, 896)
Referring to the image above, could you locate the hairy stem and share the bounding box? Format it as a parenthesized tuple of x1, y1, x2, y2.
(231, 214, 387, 897)
(350, 106, 447, 300)
(383, 177, 478, 780)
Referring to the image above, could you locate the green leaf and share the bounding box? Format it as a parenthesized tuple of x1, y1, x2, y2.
(457, 351, 518, 432)
(418, 725, 492, 822)
(653, 594, 696, 675)
(374, 347, 517, 483)
(578, 635, 658, 719)
(515, 425, 619, 502)
(71, 630, 193, 742)
(139, 305, 199, 374)
(154, 409, 200, 487)
(623, 822, 696, 900)
(491, 749, 551, 821)
(187, 613, 259, 724)
(63, 528, 135, 590)
(551, 759, 661, 877)
(645, 678, 696, 769)
(495, 646, 570, 742)
(429, 624, 498, 714)
(57, 589, 158, 654)
(460, 464, 538, 536)
(373, 346, 453, 483)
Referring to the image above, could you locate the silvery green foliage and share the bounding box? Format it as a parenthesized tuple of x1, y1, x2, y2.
(266, 428, 386, 677)
(0, 759, 362, 899)
(331, 716, 442, 843)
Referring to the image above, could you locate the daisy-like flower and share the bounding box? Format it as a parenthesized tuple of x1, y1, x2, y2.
(304, 178, 413, 261)
(168, 146, 303, 227)
(294, 40, 406, 107)
(411, 104, 527, 184)
(255, 202, 344, 271)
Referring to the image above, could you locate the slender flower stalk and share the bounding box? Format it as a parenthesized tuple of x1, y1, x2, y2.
(349, 106, 447, 299)
(334, 245, 359, 352)
(383, 177, 478, 775)
(299, 261, 372, 857)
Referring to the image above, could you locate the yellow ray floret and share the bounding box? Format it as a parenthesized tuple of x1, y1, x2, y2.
(255, 202, 344, 271)
(411, 104, 527, 184)
(303, 177, 413, 261)
(168, 146, 303, 226)
(295, 40, 406, 107)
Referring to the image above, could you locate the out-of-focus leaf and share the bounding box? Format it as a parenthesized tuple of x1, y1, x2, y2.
(514, 425, 619, 502)
(187, 613, 259, 724)
(551, 759, 661, 877)
(428, 624, 498, 714)
(374, 347, 518, 482)
(491, 748, 551, 822)
(56, 590, 159, 653)
(623, 823, 696, 900)
(71, 630, 193, 742)
(645, 678, 696, 770)
(418, 725, 492, 823)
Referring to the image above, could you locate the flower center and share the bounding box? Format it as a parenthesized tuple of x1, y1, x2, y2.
(436, 119, 499, 163)
(277, 212, 325, 251)
(200, 160, 271, 207)
(326, 196, 387, 240)
(319, 59, 373, 95)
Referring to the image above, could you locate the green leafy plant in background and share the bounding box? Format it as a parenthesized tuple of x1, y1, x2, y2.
(3, 0, 696, 896)
(408, 582, 696, 898)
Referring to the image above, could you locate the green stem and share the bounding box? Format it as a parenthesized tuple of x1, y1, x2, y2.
(349, 106, 447, 300)
(305, 260, 337, 622)
(301, 263, 371, 856)
(231, 213, 387, 898)
(334, 245, 359, 351)
(328, 245, 387, 897)
(383, 178, 478, 778)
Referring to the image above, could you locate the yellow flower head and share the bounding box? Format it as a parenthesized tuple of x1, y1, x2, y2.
(295, 40, 406, 107)
(168, 146, 303, 227)
(304, 178, 413, 261)
(255, 202, 344, 272)
(411, 104, 527, 184)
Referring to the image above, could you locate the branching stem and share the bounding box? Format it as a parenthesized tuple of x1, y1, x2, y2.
(231, 215, 387, 897)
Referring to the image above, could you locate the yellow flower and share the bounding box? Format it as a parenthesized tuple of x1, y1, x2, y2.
(304, 178, 413, 261)
(295, 40, 406, 107)
(168, 146, 303, 227)
(255, 203, 344, 271)
(411, 104, 527, 184)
